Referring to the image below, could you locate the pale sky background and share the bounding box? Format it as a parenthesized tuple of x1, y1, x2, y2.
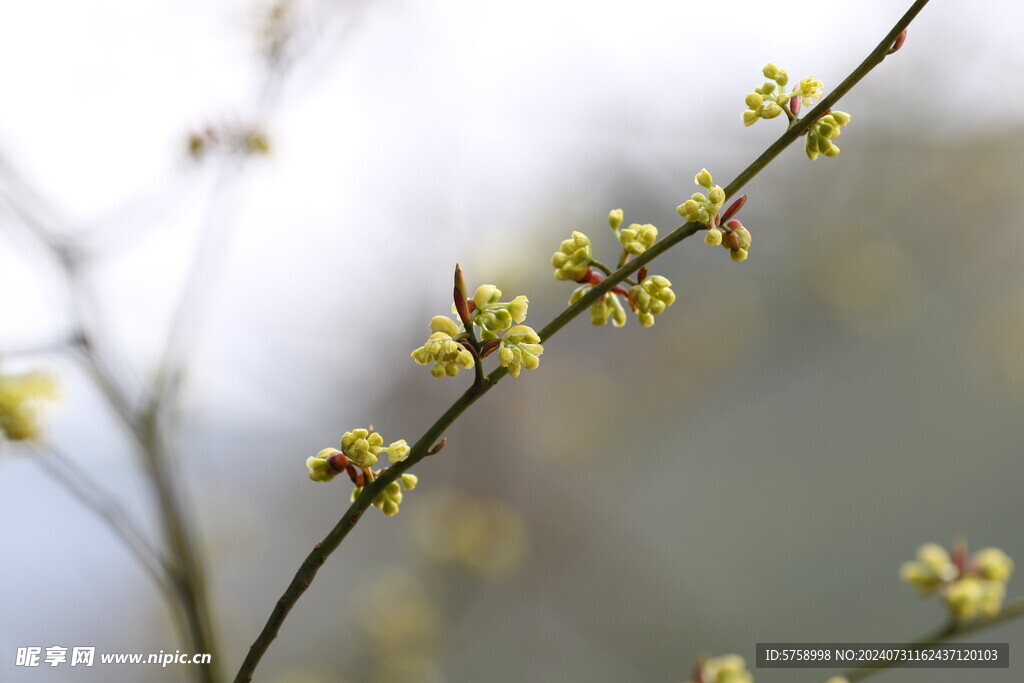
(2, 1, 1023, 682)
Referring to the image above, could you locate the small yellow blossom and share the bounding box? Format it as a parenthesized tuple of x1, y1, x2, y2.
(498, 325, 543, 378)
(0, 371, 57, 442)
(551, 231, 592, 281)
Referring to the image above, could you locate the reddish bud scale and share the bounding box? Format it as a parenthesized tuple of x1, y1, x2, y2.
(889, 29, 907, 54)
(726, 231, 742, 251)
(721, 194, 748, 223)
(327, 452, 349, 472)
(479, 339, 501, 358)
(345, 464, 364, 486)
(454, 288, 471, 327)
(459, 340, 480, 360)
(952, 538, 968, 576)
(428, 437, 447, 455)
(454, 264, 472, 326)
(577, 266, 597, 284)
(637, 266, 648, 282)
(790, 96, 801, 116)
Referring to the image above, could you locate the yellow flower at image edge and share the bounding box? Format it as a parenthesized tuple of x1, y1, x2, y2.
(699, 654, 752, 683)
(900, 541, 1015, 622)
(0, 371, 57, 441)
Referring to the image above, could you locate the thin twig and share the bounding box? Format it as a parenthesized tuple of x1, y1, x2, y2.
(30, 443, 178, 600)
(233, 2, 933, 680)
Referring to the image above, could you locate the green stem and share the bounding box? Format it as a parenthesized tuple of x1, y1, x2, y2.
(833, 597, 1024, 681)
(233, 2, 931, 680)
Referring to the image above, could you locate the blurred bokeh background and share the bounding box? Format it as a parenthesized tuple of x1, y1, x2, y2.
(1, 0, 1022, 681)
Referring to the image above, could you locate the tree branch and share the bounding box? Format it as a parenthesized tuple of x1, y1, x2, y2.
(234, 2, 932, 680)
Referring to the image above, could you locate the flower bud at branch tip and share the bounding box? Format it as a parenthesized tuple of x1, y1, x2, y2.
(454, 264, 471, 327)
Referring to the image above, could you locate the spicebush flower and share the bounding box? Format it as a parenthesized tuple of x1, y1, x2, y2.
(900, 541, 1015, 621)
(630, 275, 676, 327)
(677, 169, 726, 225)
(0, 371, 57, 442)
(351, 471, 419, 516)
(618, 223, 658, 256)
(697, 654, 752, 683)
(590, 294, 627, 327)
(306, 447, 346, 482)
(498, 325, 543, 377)
(551, 231, 592, 281)
(471, 285, 529, 339)
(806, 111, 852, 160)
(411, 317, 475, 378)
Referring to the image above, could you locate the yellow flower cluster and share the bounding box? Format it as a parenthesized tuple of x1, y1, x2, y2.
(630, 275, 676, 327)
(551, 231, 593, 281)
(471, 285, 528, 340)
(697, 654, 752, 683)
(352, 474, 418, 516)
(677, 169, 726, 226)
(335, 428, 408, 469)
(414, 276, 541, 380)
(707, 219, 753, 263)
(498, 325, 544, 378)
(806, 110, 852, 160)
(900, 542, 1014, 621)
(410, 316, 476, 378)
(618, 222, 658, 256)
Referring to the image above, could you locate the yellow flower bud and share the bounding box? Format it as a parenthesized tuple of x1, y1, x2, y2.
(761, 101, 783, 119)
(734, 226, 751, 250)
(429, 315, 460, 336)
(677, 199, 701, 221)
(972, 547, 1014, 582)
(695, 168, 714, 189)
(618, 223, 658, 255)
(705, 227, 723, 246)
(473, 284, 501, 307)
(708, 187, 726, 208)
(831, 110, 852, 126)
(701, 654, 753, 683)
(744, 92, 762, 109)
(741, 109, 760, 127)
(608, 208, 624, 230)
(0, 371, 57, 442)
(388, 439, 410, 463)
(551, 231, 592, 280)
(306, 455, 336, 482)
